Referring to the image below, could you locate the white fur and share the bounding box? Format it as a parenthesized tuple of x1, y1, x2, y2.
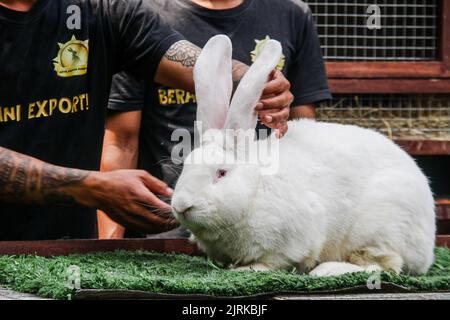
(171, 36, 436, 276)
(194, 35, 233, 131)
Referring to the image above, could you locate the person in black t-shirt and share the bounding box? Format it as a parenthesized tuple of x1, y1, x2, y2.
(99, 0, 330, 238)
(0, 0, 292, 240)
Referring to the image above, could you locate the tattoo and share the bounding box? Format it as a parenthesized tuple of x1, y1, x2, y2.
(164, 40, 201, 68)
(164, 40, 249, 94)
(165, 40, 249, 82)
(0, 147, 89, 205)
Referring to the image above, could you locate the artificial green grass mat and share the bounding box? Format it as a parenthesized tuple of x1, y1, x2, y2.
(0, 247, 449, 299)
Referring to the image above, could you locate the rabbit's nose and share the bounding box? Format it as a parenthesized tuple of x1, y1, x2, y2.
(179, 206, 193, 217)
(173, 203, 194, 217)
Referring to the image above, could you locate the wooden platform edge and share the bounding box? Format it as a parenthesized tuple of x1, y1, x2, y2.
(73, 283, 413, 300)
(0, 238, 201, 257)
(0, 237, 448, 257)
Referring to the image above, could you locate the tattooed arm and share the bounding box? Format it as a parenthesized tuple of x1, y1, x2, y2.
(0, 146, 177, 234)
(0, 146, 89, 204)
(155, 40, 248, 93)
(155, 40, 293, 135)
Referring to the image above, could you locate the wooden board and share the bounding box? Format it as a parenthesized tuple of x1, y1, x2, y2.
(395, 140, 450, 156)
(327, 62, 450, 79)
(73, 283, 414, 300)
(329, 79, 450, 94)
(437, 236, 450, 247)
(3, 285, 450, 300)
(0, 239, 200, 257)
(0, 237, 448, 257)
(437, 202, 450, 220)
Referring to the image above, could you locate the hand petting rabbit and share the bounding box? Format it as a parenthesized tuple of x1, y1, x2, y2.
(171, 35, 436, 277)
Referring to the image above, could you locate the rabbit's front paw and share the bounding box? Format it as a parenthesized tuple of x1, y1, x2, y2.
(233, 263, 272, 272)
(309, 262, 366, 277)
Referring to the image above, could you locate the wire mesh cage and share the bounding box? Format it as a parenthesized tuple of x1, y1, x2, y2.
(317, 94, 450, 140)
(305, 1, 449, 140)
(306, 0, 441, 61)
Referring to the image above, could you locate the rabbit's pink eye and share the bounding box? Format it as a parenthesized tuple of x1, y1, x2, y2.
(215, 169, 227, 182)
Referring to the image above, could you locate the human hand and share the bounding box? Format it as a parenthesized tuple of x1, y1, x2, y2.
(80, 170, 178, 234)
(256, 70, 293, 138)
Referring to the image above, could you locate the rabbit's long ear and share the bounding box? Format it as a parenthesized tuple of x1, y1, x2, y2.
(224, 40, 282, 131)
(194, 35, 233, 131)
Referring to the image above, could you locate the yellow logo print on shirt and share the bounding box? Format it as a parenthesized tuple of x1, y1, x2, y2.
(251, 36, 285, 71)
(53, 35, 89, 77)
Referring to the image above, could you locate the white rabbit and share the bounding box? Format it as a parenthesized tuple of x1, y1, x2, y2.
(171, 35, 436, 276)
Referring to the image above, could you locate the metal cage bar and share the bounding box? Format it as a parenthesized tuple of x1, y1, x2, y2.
(306, 0, 440, 61)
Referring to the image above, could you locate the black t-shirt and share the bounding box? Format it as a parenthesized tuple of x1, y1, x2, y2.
(0, 0, 183, 240)
(109, 0, 331, 187)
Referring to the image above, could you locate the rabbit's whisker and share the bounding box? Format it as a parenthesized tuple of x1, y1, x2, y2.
(134, 201, 174, 217)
